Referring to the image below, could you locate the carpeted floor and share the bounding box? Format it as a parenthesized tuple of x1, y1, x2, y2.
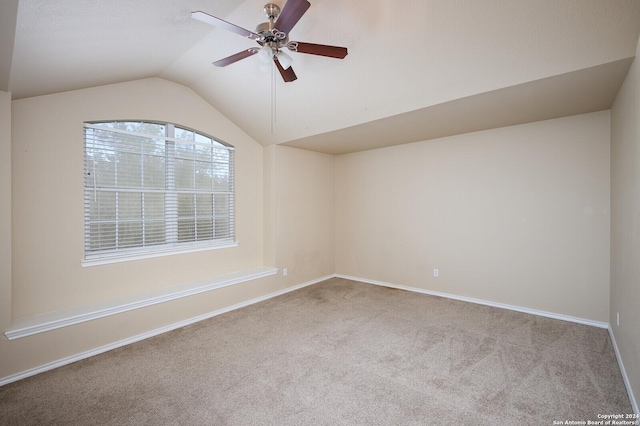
(0, 278, 632, 425)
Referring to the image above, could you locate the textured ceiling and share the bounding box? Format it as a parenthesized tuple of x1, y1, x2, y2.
(283, 58, 634, 154)
(4, 0, 640, 154)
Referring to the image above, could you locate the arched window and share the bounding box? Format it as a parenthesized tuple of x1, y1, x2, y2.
(83, 121, 235, 265)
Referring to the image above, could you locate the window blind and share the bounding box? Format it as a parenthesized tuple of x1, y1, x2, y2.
(83, 121, 235, 261)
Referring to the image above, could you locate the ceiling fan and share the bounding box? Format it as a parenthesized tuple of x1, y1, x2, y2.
(192, 0, 348, 82)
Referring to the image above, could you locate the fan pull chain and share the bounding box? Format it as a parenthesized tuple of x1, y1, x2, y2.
(271, 60, 277, 134)
(271, 60, 273, 134)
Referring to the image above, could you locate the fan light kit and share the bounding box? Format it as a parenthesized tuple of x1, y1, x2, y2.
(192, 0, 348, 82)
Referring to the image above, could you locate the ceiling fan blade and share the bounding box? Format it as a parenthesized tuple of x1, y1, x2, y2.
(274, 0, 310, 34)
(274, 58, 297, 82)
(191, 11, 260, 41)
(213, 49, 258, 67)
(288, 42, 348, 59)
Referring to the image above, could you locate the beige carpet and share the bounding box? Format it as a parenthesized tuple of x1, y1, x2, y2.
(0, 278, 632, 425)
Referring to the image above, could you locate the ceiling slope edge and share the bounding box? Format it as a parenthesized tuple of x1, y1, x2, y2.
(282, 57, 634, 156)
(0, 0, 19, 92)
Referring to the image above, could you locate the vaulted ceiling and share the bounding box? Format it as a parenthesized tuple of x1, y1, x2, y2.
(2, 0, 640, 154)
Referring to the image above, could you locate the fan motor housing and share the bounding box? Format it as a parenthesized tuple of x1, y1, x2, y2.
(256, 22, 289, 47)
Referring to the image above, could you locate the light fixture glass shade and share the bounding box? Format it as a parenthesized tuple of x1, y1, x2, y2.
(276, 50, 293, 69)
(257, 45, 273, 63)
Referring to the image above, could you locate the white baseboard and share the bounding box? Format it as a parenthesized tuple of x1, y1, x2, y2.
(334, 274, 609, 329)
(608, 325, 639, 415)
(0, 274, 332, 387)
(5, 267, 278, 340)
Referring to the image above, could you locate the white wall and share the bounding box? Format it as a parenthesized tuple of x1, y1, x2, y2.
(0, 91, 11, 338)
(335, 112, 611, 322)
(264, 145, 335, 285)
(610, 39, 640, 411)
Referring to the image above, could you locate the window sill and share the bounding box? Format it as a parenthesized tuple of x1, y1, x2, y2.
(5, 266, 278, 340)
(81, 240, 239, 267)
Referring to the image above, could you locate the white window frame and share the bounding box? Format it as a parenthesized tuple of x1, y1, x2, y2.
(82, 121, 237, 267)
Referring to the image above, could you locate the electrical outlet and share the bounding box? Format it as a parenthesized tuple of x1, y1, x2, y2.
(433, 269, 439, 278)
(283, 268, 288, 276)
